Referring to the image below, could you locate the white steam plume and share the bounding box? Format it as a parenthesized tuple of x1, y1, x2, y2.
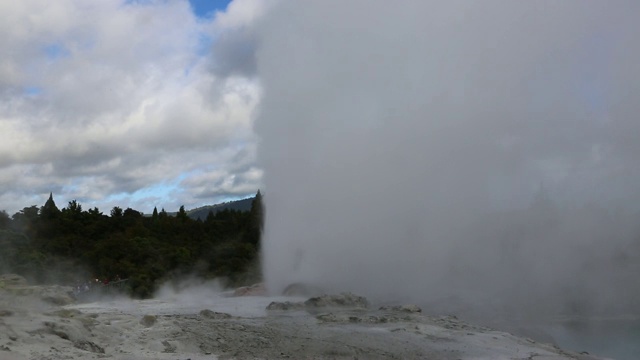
(256, 1, 640, 317)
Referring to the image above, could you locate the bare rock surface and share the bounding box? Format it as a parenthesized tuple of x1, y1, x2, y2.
(304, 292, 370, 309)
(0, 274, 28, 287)
(231, 282, 266, 297)
(265, 300, 305, 311)
(281, 282, 325, 297)
(0, 284, 605, 360)
(379, 304, 422, 313)
(0, 274, 75, 307)
(267, 292, 371, 312)
(199, 309, 232, 319)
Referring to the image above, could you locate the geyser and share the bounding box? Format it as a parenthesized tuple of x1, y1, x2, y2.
(256, 0, 640, 317)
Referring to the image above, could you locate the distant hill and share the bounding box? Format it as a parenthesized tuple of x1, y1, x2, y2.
(187, 197, 254, 221)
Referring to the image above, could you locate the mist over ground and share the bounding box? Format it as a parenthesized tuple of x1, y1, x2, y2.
(256, 1, 640, 318)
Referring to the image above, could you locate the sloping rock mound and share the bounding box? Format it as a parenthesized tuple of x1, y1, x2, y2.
(267, 292, 371, 312)
(38, 285, 75, 305)
(35, 321, 105, 354)
(379, 304, 422, 313)
(304, 292, 369, 309)
(314, 304, 423, 324)
(0, 274, 28, 287)
(281, 282, 324, 296)
(1, 282, 75, 306)
(199, 309, 232, 319)
(266, 301, 305, 311)
(315, 312, 411, 324)
(232, 282, 267, 296)
(74, 339, 105, 354)
(140, 314, 157, 327)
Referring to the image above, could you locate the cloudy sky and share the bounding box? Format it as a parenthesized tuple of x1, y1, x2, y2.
(0, 0, 265, 215)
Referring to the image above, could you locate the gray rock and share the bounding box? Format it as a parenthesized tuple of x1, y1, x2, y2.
(379, 304, 422, 313)
(266, 301, 305, 311)
(199, 309, 232, 319)
(74, 340, 105, 354)
(0, 274, 27, 287)
(304, 292, 369, 309)
(140, 315, 157, 327)
(281, 283, 324, 297)
(161, 340, 176, 353)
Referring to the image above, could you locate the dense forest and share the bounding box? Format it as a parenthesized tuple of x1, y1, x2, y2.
(0, 191, 264, 298)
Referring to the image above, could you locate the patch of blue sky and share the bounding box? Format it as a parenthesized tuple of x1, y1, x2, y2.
(196, 33, 214, 56)
(43, 43, 70, 60)
(24, 86, 43, 96)
(189, 0, 232, 19)
(127, 180, 182, 209)
(122, 0, 231, 18)
(181, 33, 214, 78)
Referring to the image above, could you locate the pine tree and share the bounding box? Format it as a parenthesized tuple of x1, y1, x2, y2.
(177, 205, 189, 222)
(110, 206, 123, 218)
(40, 193, 60, 220)
(243, 190, 264, 248)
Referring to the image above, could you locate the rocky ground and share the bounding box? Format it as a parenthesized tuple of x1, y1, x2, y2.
(0, 275, 605, 360)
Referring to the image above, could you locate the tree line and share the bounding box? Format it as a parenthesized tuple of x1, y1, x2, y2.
(0, 191, 264, 298)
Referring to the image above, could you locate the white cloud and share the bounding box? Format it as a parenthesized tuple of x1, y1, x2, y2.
(0, 0, 264, 214)
(213, 0, 269, 31)
(207, 0, 276, 77)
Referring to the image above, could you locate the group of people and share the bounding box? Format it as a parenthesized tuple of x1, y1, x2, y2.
(72, 275, 122, 296)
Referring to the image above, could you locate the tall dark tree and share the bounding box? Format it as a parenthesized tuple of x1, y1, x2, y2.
(64, 200, 82, 216)
(205, 210, 215, 223)
(87, 207, 102, 217)
(38, 193, 62, 240)
(252, 190, 264, 231)
(0, 210, 10, 230)
(40, 193, 60, 220)
(110, 206, 123, 218)
(243, 190, 264, 248)
(176, 205, 189, 222)
(12, 205, 39, 236)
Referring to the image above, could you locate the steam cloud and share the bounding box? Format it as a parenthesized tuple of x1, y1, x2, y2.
(256, 1, 640, 317)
